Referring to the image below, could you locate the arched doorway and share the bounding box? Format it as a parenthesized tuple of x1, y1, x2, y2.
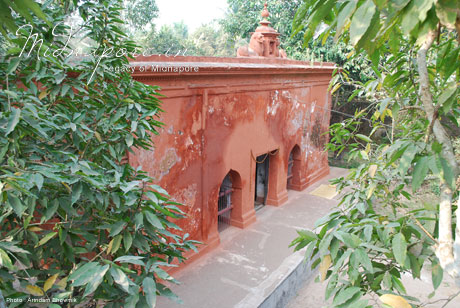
(287, 145, 301, 190)
(217, 170, 242, 232)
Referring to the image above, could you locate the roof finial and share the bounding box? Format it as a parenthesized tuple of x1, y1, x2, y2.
(261, 2, 269, 20)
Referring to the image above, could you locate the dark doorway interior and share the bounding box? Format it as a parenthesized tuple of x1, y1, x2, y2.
(218, 174, 233, 232)
(287, 145, 301, 190)
(287, 151, 294, 188)
(254, 153, 270, 210)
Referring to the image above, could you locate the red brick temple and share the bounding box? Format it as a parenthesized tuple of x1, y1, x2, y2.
(128, 4, 334, 264)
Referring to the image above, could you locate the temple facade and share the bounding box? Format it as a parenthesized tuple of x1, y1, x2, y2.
(128, 5, 334, 263)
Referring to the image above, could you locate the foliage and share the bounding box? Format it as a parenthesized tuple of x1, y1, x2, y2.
(0, 0, 197, 307)
(139, 21, 235, 57)
(292, 1, 459, 307)
(123, 0, 159, 33)
(140, 22, 197, 56)
(188, 23, 235, 57)
(221, 0, 306, 59)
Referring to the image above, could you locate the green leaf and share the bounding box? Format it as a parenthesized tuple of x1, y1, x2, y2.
(110, 267, 130, 293)
(142, 277, 157, 307)
(69, 262, 99, 286)
(126, 134, 133, 147)
(8, 194, 26, 217)
(134, 212, 143, 231)
(335, 0, 358, 41)
(334, 231, 361, 248)
(297, 229, 317, 242)
(409, 254, 421, 279)
(401, 0, 435, 35)
(412, 156, 429, 191)
(71, 182, 83, 205)
(109, 221, 127, 237)
(354, 248, 373, 273)
(131, 121, 138, 132)
(43, 199, 59, 222)
(123, 230, 133, 252)
(111, 234, 123, 254)
(114, 255, 145, 266)
(83, 264, 110, 297)
(356, 134, 372, 143)
(15, 0, 52, 26)
(35, 231, 57, 248)
(157, 284, 183, 304)
(0, 248, 15, 270)
(349, 0, 376, 45)
(438, 83, 457, 112)
(5, 108, 21, 136)
(145, 211, 164, 229)
(440, 157, 456, 189)
(0, 242, 29, 254)
(398, 144, 417, 175)
(34, 173, 44, 191)
(432, 258, 443, 290)
(392, 233, 407, 266)
(332, 287, 361, 306)
(302, 0, 336, 43)
(6, 57, 20, 75)
(125, 293, 139, 308)
(383, 271, 392, 289)
(435, 0, 457, 28)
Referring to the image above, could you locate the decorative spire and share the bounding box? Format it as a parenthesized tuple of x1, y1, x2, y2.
(261, 2, 269, 20)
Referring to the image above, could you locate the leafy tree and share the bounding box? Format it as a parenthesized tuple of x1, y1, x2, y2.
(189, 23, 235, 57)
(291, 1, 459, 307)
(0, 0, 196, 307)
(221, 0, 308, 59)
(140, 22, 198, 55)
(123, 0, 159, 33)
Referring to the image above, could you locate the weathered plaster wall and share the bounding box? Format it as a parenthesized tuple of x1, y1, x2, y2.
(128, 55, 334, 258)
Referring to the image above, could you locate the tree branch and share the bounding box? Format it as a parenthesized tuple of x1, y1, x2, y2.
(417, 28, 460, 284)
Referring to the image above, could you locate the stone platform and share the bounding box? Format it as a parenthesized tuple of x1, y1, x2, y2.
(157, 167, 348, 308)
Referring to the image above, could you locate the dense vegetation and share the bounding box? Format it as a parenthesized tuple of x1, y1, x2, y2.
(291, 1, 459, 308)
(0, 0, 197, 307)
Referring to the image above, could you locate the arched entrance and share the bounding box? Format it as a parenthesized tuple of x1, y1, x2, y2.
(217, 170, 242, 232)
(287, 145, 302, 190)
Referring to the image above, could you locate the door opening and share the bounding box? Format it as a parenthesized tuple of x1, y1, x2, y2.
(254, 153, 270, 211)
(287, 145, 301, 190)
(218, 174, 233, 232)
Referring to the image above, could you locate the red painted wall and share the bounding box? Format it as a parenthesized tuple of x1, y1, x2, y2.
(128, 55, 333, 259)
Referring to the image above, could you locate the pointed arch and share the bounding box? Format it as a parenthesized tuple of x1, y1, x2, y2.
(287, 144, 302, 190)
(217, 169, 242, 232)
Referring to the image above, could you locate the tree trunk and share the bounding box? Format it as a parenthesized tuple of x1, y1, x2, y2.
(417, 29, 460, 285)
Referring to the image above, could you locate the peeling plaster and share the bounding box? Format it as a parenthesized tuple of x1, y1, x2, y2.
(185, 136, 193, 147)
(267, 90, 281, 116)
(223, 116, 230, 126)
(311, 100, 317, 113)
(175, 183, 198, 207)
(173, 183, 199, 233)
(288, 111, 303, 136)
(158, 148, 180, 179)
(191, 112, 202, 135)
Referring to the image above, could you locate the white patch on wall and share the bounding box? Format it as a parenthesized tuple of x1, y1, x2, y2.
(185, 136, 193, 147)
(288, 111, 303, 136)
(267, 90, 281, 116)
